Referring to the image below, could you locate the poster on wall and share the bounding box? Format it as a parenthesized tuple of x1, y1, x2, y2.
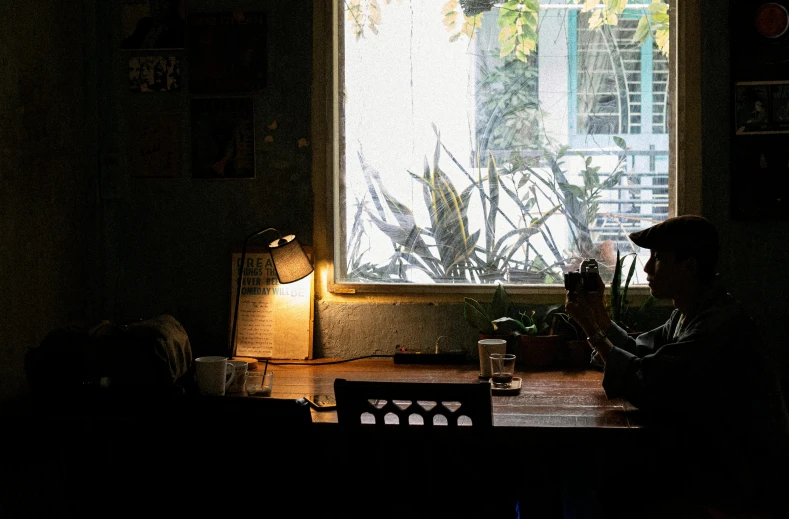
(229, 248, 314, 360)
(190, 97, 255, 179)
(121, 0, 185, 50)
(187, 12, 267, 94)
(732, 80, 789, 219)
(128, 112, 182, 178)
(128, 56, 182, 92)
(735, 81, 789, 134)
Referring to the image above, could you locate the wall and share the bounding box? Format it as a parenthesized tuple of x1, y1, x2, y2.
(701, 0, 789, 367)
(99, 0, 313, 359)
(0, 0, 100, 406)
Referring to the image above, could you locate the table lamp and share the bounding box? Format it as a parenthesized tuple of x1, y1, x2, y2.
(229, 227, 313, 370)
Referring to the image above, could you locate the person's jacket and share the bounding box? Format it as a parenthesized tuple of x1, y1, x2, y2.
(602, 281, 789, 514)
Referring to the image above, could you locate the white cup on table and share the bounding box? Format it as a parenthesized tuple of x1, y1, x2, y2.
(195, 356, 237, 396)
(226, 360, 249, 394)
(478, 339, 507, 378)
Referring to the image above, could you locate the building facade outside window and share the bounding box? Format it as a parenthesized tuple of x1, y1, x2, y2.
(333, 0, 673, 290)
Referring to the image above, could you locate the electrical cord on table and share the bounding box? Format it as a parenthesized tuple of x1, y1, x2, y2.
(266, 353, 394, 366)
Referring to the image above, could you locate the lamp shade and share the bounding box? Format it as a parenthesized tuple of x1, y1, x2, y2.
(268, 234, 313, 283)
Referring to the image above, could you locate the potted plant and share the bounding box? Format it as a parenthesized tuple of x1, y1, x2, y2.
(464, 283, 539, 355)
(608, 248, 657, 336)
(465, 285, 569, 368)
(543, 304, 592, 369)
(459, 0, 496, 16)
(464, 284, 535, 339)
(610, 249, 637, 329)
(517, 314, 564, 368)
(546, 251, 647, 370)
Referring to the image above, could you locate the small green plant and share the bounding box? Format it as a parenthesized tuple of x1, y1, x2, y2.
(610, 248, 637, 326)
(609, 249, 657, 331)
(464, 284, 538, 336)
(543, 303, 584, 340)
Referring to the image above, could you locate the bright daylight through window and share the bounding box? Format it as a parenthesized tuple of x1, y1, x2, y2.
(336, 0, 671, 288)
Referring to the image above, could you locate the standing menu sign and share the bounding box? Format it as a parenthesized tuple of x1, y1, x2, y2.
(229, 248, 313, 359)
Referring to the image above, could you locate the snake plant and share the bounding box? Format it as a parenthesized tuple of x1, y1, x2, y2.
(464, 284, 538, 336)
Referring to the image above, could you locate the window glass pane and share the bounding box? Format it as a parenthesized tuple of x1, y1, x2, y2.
(338, 1, 671, 287)
(577, 15, 642, 135)
(652, 43, 670, 134)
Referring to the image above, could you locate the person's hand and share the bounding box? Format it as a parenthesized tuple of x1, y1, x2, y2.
(564, 273, 609, 336)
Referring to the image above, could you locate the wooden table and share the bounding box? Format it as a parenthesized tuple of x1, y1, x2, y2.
(258, 358, 643, 429)
(8, 359, 647, 518)
(256, 357, 647, 517)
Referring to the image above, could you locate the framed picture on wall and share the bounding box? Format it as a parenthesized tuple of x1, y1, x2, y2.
(734, 81, 789, 135)
(191, 97, 255, 179)
(735, 83, 770, 134)
(128, 112, 182, 178)
(128, 56, 182, 92)
(187, 12, 267, 94)
(121, 0, 185, 50)
(771, 84, 789, 131)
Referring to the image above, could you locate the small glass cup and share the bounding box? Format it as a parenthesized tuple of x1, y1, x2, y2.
(245, 372, 273, 396)
(489, 353, 516, 388)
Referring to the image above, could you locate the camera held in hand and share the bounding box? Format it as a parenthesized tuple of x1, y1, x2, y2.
(564, 258, 600, 293)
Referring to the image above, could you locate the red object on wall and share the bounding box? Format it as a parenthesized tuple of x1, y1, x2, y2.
(755, 3, 789, 39)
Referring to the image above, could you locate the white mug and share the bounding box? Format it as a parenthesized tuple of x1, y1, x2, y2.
(195, 356, 237, 396)
(478, 339, 507, 378)
(226, 360, 249, 394)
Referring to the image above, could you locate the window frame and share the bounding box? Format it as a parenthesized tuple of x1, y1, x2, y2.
(312, 0, 701, 300)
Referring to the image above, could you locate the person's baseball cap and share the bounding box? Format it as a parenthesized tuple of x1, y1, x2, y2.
(628, 215, 719, 265)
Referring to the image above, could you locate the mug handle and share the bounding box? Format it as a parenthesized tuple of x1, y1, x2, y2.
(224, 363, 237, 392)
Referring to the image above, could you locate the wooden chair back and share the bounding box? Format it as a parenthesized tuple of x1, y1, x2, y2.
(334, 378, 493, 431)
(332, 379, 515, 519)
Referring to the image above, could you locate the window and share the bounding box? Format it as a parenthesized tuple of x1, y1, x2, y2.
(330, 1, 674, 291)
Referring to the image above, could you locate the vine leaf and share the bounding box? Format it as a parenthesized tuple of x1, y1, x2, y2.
(632, 1, 669, 56)
(346, 0, 383, 41)
(443, 0, 484, 42)
(498, 1, 538, 61)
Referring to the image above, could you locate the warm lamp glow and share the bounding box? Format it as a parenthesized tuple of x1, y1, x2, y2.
(230, 227, 314, 359)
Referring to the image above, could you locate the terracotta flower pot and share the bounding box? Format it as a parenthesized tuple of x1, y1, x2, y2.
(565, 339, 593, 369)
(519, 335, 562, 368)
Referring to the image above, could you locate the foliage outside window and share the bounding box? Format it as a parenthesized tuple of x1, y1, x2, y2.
(336, 0, 671, 288)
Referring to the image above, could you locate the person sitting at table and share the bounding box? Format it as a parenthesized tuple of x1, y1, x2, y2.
(564, 214, 789, 518)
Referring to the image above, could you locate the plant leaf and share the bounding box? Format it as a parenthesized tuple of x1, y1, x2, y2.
(464, 298, 495, 334)
(491, 284, 509, 319)
(611, 248, 622, 322)
(492, 317, 530, 335)
(621, 252, 638, 321)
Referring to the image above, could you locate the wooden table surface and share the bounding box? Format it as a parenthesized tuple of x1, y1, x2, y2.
(257, 358, 643, 429)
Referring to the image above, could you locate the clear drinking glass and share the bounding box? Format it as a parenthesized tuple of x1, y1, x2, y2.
(245, 372, 273, 396)
(489, 353, 516, 388)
